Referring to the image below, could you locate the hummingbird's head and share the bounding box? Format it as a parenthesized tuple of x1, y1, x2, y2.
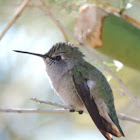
(45, 42, 84, 62)
(43, 42, 85, 75)
(14, 42, 84, 77)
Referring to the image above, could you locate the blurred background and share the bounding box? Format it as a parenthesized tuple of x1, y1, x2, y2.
(0, 0, 140, 140)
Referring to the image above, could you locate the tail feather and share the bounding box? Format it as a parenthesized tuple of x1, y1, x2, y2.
(109, 114, 125, 137)
(100, 130, 113, 140)
(101, 116, 124, 137)
(72, 76, 123, 140)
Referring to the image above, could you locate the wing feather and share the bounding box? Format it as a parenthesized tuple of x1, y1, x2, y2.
(72, 72, 113, 140)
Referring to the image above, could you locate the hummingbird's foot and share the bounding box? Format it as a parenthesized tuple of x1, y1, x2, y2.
(78, 110, 83, 115)
(69, 109, 75, 113)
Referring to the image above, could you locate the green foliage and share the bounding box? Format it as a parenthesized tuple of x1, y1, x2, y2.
(99, 13, 140, 71)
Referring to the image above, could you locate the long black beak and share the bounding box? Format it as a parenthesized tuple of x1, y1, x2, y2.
(13, 50, 48, 59)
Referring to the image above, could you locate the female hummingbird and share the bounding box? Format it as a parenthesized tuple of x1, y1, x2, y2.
(14, 42, 124, 140)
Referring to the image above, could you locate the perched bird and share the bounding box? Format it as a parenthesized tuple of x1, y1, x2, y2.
(14, 42, 124, 140)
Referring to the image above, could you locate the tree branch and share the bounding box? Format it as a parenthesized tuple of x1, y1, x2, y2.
(117, 113, 140, 124)
(31, 97, 71, 109)
(0, 98, 140, 124)
(0, 108, 68, 113)
(32, 0, 140, 109)
(31, 0, 68, 42)
(0, 0, 30, 40)
(33, 0, 83, 44)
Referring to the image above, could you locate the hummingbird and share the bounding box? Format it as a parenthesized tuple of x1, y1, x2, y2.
(14, 42, 124, 140)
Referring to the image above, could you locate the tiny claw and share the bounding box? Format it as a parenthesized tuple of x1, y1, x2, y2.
(69, 109, 75, 112)
(78, 110, 83, 115)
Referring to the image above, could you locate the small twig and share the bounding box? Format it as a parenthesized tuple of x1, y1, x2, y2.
(31, 97, 71, 109)
(0, 0, 30, 40)
(117, 113, 140, 124)
(31, 0, 68, 42)
(0, 108, 68, 113)
(0, 108, 139, 124)
(31, 98, 140, 124)
(0, 98, 140, 124)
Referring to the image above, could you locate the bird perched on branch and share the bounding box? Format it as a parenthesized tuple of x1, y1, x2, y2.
(14, 42, 124, 140)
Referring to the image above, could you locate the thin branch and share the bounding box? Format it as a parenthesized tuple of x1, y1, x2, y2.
(31, 97, 71, 109)
(0, 108, 68, 113)
(32, 0, 68, 42)
(0, 98, 140, 124)
(117, 113, 140, 124)
(31, 98, 140, 124)
(33, 0, 140, 108)
(0, 0, 30, 40)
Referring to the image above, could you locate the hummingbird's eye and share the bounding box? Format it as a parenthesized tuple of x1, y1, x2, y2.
(55, 56, 61, 61)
